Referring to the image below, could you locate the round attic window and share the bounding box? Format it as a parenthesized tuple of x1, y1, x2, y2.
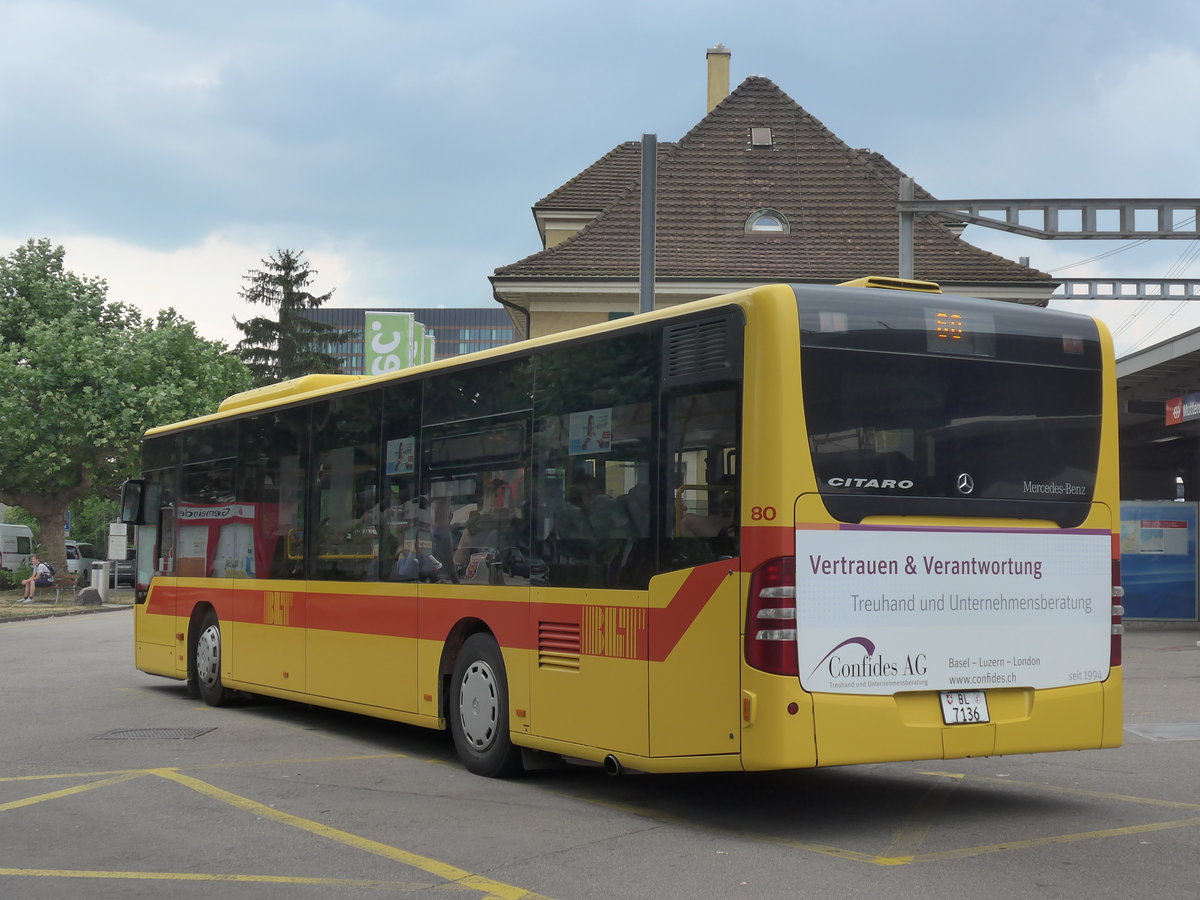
(746, 209, 789, 233)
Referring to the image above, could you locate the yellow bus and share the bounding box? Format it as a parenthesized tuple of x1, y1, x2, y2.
(121, 279, 1123, 777)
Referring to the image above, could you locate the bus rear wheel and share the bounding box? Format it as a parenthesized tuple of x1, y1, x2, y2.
(449, 634, 521, 777)
(194, 609, 231, 707)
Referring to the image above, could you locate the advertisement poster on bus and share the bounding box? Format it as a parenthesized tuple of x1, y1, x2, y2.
(796, 526, 1112, 695)
(385, 436, 416, 475)
(1119, 501, 1198, 621)
(568, 408, 611, 455)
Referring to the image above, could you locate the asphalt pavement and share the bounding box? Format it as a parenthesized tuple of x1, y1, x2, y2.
(0, 613, 1197, 899)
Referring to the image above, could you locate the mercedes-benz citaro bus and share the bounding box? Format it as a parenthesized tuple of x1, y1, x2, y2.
(120, 278, 1122, 777)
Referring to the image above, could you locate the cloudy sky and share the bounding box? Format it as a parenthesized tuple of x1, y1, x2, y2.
(2, 0, 1198, 356)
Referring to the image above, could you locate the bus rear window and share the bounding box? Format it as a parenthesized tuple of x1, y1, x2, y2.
(799, 294, 1103, 526)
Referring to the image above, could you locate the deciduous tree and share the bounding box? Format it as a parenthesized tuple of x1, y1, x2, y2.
(0, 239, 251, 576)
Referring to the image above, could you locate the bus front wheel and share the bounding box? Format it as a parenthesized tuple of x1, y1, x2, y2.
(449, 634, 521, 777)
(194, 609, 231, 707)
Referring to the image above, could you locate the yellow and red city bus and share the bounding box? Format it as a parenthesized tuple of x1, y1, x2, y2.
(121, 280, 1122, 776)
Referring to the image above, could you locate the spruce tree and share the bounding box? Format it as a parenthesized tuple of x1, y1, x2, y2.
(233, 249, 352, 386)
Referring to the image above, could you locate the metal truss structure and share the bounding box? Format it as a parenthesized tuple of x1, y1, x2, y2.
(897, 177, 1200, 300)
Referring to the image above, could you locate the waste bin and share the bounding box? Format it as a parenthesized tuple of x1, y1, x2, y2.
(90, 560, 111, 603)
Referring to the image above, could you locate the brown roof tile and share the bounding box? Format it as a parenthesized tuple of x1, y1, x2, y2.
(497, 77, 1052, 285)
(536, 141, 677, 211)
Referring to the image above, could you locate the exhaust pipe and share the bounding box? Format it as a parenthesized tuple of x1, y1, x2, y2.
(603, 754, 623, 776)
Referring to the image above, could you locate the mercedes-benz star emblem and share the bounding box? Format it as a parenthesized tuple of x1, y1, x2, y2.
(956, 473, 975, 495)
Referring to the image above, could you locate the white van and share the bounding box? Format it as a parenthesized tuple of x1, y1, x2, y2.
(65, 540, 99, 581)
(0, 524, 35, 572)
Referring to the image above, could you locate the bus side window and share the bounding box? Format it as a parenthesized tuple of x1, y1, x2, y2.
(311, 393, 382, 583)
(531, 330, 660, 590)
(235, 409, 309, 580)
(665, 389, 740, 567)
(419, 417, 531, 587)
(421, 360, 534, 586)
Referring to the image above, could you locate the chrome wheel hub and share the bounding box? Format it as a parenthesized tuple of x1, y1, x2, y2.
(458, 660, 499, 750)
(196, 625, 221, 689)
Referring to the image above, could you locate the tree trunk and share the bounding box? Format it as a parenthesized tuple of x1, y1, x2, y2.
(2, 478, 92, 579)
(12, 500, 70, 578)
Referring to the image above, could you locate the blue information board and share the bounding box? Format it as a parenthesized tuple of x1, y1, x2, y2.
(1120, 502, 1199, 621)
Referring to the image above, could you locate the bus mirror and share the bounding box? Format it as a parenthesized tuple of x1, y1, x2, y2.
(120, 480, 145, 524)
(120, 480, 162, 526)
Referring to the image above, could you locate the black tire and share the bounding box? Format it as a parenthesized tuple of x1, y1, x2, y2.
(194, 609, 231, 707)
(449, 634, 522, 777)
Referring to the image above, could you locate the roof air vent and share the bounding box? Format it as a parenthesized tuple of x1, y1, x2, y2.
(662, 314, 742, 389)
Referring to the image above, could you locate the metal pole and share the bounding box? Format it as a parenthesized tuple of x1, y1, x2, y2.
(899, 176, 914, 279)
(640, 134, 657, 314)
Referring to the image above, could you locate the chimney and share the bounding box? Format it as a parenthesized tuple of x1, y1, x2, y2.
(706, 44, 730, 113)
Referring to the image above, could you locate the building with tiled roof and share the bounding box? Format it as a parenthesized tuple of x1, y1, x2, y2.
(491, 48, 1056, 339)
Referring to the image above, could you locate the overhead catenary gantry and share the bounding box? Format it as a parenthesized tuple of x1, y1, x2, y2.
(896, 176, 1200, 300)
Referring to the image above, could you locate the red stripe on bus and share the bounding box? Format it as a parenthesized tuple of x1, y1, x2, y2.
(307, 590, 417, 637)
(741, 524, 794, 570)
(416, 595, 530, 648)
(143, 560, 737, 662)
(144, 585, 176, 617)
(648, 562, 730, 662)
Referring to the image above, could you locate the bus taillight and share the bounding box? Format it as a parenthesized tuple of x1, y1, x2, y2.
(1111, 558, 1124, 668)
(746, 556, 798, 676)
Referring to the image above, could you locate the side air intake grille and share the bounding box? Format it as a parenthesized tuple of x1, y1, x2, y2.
(538, 621, 581, 671)
(662, 313, 741, 388)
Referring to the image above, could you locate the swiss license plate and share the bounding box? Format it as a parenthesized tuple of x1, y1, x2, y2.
(939, 690, 990, 725)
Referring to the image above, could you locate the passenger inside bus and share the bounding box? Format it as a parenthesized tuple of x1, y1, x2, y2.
(429, 497, 458, 582)
(548, 474, 630, 587)
(679, 479, 737, 558)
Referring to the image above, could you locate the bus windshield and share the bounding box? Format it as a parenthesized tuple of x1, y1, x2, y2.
(799, 289, 1103, 526)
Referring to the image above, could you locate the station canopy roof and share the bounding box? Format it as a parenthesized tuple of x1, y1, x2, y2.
(1118, 324, 1200, 433)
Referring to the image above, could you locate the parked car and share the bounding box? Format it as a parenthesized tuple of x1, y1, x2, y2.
(116, 555, 135, 586)
(65, 540, 98, 581)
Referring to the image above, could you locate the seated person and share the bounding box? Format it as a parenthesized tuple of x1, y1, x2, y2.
(21, 554, 54, 601)
(390, 542, 441, 582)
(680, 509, 733, 538)
(680, 490, 738, 557)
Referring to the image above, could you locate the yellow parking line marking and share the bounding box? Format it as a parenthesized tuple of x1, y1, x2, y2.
(0, 772, 145, 812)
(749, 815, 1200, 868)
(149, 768, 556, 900)
(0, 753, 410, 784)
(908, 816, 1200, 863)
(0, 868, 435, 890)
(0, 770, 144, 783)
(749, 834, 891, 865)
(879, 777, 960, 862)
(546, 768, 1200, 868)
(920, 770, 1200, 811)
(544, 788, 882, 865)
(11, 757, 1194, 878)
(190, 752, 417, 771)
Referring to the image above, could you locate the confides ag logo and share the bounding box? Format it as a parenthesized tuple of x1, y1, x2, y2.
(808, 635, 928, 681)
(808, 635, 878, 679)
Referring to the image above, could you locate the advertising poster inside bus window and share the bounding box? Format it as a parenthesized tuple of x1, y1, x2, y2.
(569, 408, 611, 455)
(386, 436, 416, 475)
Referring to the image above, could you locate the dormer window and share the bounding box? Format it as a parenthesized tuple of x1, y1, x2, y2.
(746, 209, 789, 234)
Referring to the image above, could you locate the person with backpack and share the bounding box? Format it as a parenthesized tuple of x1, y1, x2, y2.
(20, 554, 54, 601)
